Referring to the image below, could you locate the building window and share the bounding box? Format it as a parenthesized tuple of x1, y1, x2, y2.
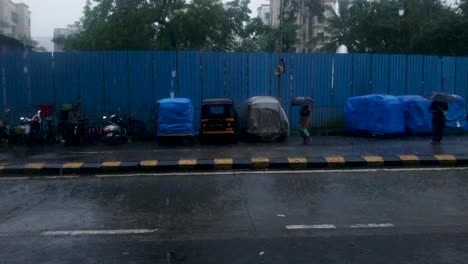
(309, 18, 315, 38)
(0, 19, 10, 29)
(318, 16, 324, 24)
(265, 13, 270, 21)
(11, 12, 18, 23)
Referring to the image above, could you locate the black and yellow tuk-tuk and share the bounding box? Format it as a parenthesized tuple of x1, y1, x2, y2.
(200, 98, 238, 142)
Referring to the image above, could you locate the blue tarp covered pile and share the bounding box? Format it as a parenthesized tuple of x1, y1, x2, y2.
(344, 94, 405, 135)
(446, 95, 468, 133)
(399, 95, 468, 134)
(345, 94, 468, 135)
(156, 98, 194, 136)
(399, 96, 432, 134)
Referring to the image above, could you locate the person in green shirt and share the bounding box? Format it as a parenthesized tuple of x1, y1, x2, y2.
(299, 105, 311, 144)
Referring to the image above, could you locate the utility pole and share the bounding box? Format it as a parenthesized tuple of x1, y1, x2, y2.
(277, 0, 284, 103)
(171, 32, 180, 96)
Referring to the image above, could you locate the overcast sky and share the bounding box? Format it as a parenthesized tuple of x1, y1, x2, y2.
(21, 0, 269, 37)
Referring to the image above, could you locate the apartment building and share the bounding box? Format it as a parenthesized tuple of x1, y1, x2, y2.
(53, 24, 80, 52)
(257, 4, 272, 26)
(0, 0, 31, 40)
(270, 0, 336, 52)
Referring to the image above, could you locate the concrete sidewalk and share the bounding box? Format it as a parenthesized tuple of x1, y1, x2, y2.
(0, 135, 467, 175)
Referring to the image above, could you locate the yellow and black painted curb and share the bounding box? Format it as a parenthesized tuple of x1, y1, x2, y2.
(1, 154, 466, 176)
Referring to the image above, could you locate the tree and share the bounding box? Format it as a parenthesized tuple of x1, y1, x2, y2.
(61, 0, 166, 50)
(322, 0, 468, 56)
(54, 0, 252, 52)
(460, 0, 468, 16)
(157, 0, 251, 51)
(234, 17, 272, 52)
(233, 15, 301, 53)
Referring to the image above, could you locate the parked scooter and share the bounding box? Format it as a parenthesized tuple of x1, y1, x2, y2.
(101, 111, 127, 144)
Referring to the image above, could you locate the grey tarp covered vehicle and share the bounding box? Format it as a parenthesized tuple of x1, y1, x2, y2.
(240, 96, 290, 142)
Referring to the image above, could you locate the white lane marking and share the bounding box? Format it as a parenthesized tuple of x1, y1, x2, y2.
(36, 176, 79, 179)
(277, 214, 286, 217)
(0, 177, 29, 180)
(96, 166, 468, 178)
(96, 173, 145, 178)
(152, 150, 193, 152)
(2, 166, 467, 180)
(71, 151, 115, 154)
(97, 171, 236, 178)
(287, 223, 395, 230)
(41, 228, 158, 236)
(286, 224, 336, 230)
(350, 223, 395, 228)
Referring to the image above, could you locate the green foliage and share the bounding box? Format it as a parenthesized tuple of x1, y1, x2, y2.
(52, 0, 467, 55)
(157, 0, 251, 51)
(55, 0, 319, 53)
(460, 0, 468, 16)
(323, 0, 468, 56)
(235, 17, 298, 52)
(55, 0, 251, 51)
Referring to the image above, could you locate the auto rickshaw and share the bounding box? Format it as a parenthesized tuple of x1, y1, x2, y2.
(199, 98, 238, 143)
(156, 98, 195, 145)
(240, 96, 290, 142)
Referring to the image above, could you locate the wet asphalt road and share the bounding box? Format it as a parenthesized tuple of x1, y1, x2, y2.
(2, 135, 468, 163)
(1, 168, 468, 263)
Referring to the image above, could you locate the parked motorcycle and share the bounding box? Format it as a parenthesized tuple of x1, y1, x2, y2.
(87, 121, 100, 145)
(125, 115, 146, 140)
(43, 116, 57, 144)
(57, 103, 87, 146)
(61, 118, 87, 146)
(101, 112, 127, 144)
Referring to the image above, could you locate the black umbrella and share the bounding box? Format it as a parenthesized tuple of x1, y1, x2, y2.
(290, 97, 314, 106)
(425, 92, 458, 103)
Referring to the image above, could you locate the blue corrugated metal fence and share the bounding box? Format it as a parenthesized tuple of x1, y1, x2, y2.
(1, 51, 467, 130)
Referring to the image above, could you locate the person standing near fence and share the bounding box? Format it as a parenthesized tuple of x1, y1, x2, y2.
(299, 105, 311, 144)
(429, 100, 448, 144)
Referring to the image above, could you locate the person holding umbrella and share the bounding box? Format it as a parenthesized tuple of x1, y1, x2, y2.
(299, 104, 311, 144)
(290, 97, 314, 145)
(426, 93, 455, 144)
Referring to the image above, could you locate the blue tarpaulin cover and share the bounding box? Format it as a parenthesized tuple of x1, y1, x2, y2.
(398, 96, 432, 134)
(446, 95, 468, 131)
(156, 98, 194, 136)
(344, 94, 405, 135)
